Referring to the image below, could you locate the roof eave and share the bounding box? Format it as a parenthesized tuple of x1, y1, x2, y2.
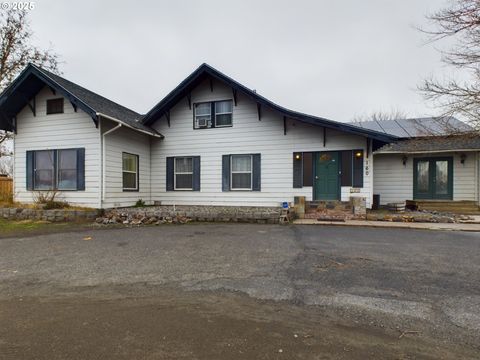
(142, 64, 397, 142)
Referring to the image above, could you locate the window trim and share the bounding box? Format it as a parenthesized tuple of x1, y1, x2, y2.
(230, 154, 253, 191)
(122, 152, 139, 192)
(174, 156, 194, 191)
(193, 99, 233, 129)
(46, 98, 64, 115)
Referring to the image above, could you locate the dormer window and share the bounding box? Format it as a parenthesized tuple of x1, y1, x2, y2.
(46, 98, 64, 115)
(194, 100, 232, 129)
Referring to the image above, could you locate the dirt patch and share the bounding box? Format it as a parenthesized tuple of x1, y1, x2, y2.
(0, 288, 476, 360)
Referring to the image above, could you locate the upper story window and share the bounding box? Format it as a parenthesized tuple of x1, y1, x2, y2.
(46, 98, 64, 115)
(194, 100, 232, 129)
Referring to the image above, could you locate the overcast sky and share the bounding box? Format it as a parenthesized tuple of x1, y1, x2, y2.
(27, 0, 456, 122)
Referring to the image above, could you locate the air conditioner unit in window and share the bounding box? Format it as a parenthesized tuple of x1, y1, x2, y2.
(197, 118, 208, 128)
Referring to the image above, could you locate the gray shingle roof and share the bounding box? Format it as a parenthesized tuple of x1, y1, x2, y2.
(352, 117, 472, 138)
(31, 65, 160, 136)
(375, 133, 480, 153)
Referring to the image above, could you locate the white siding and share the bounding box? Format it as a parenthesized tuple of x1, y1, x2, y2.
(101, 119, 151, 208)
(13, 87, 101, 208)
(373, 152, 479, 204)
(150, 78, 373, 207)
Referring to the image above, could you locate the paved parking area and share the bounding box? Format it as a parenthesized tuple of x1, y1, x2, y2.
(1, 224, 479, 359)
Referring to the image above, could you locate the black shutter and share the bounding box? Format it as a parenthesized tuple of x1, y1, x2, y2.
(193, 156, 201, 191)
(77, 148, 85, 190)
(252, 154, 261, 191)
(303, 152, 313, 187)
(166, 157, 174, 191)
(293, 153, 303, 188)
(353, 150, 364, 187)
(340, 150, 353, 186)
(26, 151, 34, 190)
(222, 155, 230, 191)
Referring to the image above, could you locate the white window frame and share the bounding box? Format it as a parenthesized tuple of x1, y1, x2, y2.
(33, 150, 55, 191)
(174, 156, 194, 190)
(194, 102, 212, 129)
(214, 100, 233, 127)
(230, 154, 253, 191)
(122, 152, 139, 191)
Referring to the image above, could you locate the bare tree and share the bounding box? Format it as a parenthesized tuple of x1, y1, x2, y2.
(419, 0, 480, 128)
(352, 109, 408, 124)
(0, 9, 61, 174)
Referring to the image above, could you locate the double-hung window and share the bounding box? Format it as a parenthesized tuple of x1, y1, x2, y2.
(28, 148, 85, 191)
(194, 100, 233, 129)
(122, 153, 139, 191)
(174, 157, 193, 190)
(231, 155, 253, 190)
(57, 149, 78, 190)
(34, 150, 55, 190)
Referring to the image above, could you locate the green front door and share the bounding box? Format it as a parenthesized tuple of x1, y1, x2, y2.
(413, 157, 453, 200)
(314, 152, 340, 200)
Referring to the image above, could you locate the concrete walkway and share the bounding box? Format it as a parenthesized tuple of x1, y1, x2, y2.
(294, 218, 480, 231)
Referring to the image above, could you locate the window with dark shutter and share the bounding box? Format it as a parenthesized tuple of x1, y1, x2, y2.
(303, 152, 313, 187)
(223, 154, 260, 191)
(340, 151, 353, 186)
(26, 148, 85, 191)
(167, 156, 201, 191)
(353, 150, 364, 187)
(46, 98, 64, 114)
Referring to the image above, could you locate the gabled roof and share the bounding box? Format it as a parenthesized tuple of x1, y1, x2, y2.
(142, 63, 397, 142)
(352, 117, 472, 138)
(375, 132, 480, 153)
(0, 64, 162, 137)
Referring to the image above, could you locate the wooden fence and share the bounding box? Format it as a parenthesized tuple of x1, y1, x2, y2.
(0, 176, 13, 200)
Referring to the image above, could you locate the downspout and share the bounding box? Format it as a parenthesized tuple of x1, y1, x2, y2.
(101, 122, 122, 205)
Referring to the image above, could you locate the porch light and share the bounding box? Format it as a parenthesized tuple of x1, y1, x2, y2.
(295, 153, 302, 160)
(355, 151, 363, 158)
(402, 155, 408, 166)
(460, 153, 467, 164)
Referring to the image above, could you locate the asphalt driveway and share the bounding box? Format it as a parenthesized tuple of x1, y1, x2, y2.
(1, 224, 479, 359)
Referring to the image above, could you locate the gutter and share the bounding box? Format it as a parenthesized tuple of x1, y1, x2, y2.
(96, 112, 163, 138)
(374, 148, 480, 155)
(101, 122, 122, 203)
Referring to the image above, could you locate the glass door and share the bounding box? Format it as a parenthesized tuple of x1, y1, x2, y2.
(413, 157, 453, 200)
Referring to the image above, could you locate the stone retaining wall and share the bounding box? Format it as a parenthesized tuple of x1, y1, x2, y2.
(0, 207, 98, 222)
(99, 205, 284, 225)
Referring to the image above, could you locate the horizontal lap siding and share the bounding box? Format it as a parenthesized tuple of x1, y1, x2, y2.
(373, 152, 478, 204)
(102, 121, 151, 208)
(13, 87, 101, 208)
(150, 79, 372, 207)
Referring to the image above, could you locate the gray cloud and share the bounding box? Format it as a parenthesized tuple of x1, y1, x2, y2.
(28, 0, 456, 122)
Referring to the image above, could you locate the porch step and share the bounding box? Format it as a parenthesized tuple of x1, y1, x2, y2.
(407, 200, 480, 214)
(307, 200, 352, 212)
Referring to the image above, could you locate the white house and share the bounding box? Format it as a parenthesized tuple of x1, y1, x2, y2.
(0, 63, 478, 211)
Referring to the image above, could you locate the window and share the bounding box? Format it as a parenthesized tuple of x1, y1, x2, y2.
(122, 153, 139, 191)
(194, 103, 212, 128)
(194, 100, 233, 129)
(231, 155, 252, 190)
(215, 101, 233, 127)
(34, 150, 55, 190)
(28, 148, 84, 191)
(174, 157, 193, 190)
(46, 98, 64, 115)
(57, 149, 78, 190)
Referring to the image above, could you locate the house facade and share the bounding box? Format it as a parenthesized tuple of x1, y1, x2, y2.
(1, 63, 478, 211)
